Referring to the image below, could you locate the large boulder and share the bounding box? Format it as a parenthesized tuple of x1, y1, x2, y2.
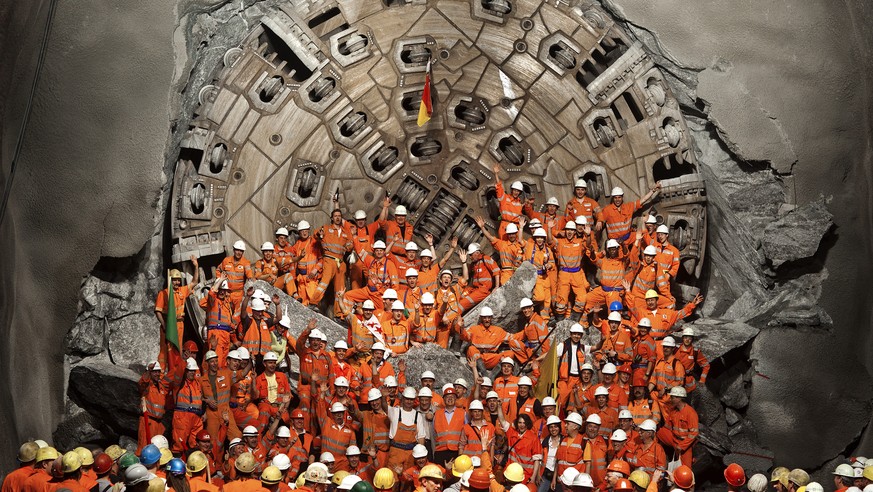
(67, 358, 143, 439)
(396, 344, 473, 390)
(761, 199, 833, 268)
(462, 263, 538, 332)
(682, 318, 759, 361)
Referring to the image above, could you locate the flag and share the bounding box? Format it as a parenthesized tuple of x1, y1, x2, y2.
(166, 270, 180, 351)
(417, 59, 433, 127)
(534, 343, 559, 403)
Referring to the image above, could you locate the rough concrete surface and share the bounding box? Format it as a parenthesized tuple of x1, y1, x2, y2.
(0, 0, 872, 478)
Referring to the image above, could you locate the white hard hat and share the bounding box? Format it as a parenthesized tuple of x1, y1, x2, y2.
(405, 268, 418, 277)
(481, 377, 492, 387)
(470, 457, 481, 467)
(601, 363, 617, 375)
(610, 187, 624, 196)
(854, 458, 868, 468)
(334, 377, 350, 388)
(339, 476, 363, 491)
(272, 453, 292, 471)
(309, 329, 326, 341)
(371, 342, 387, 352)
(479, 306, 493, 317)
(276, 426, 292, 438)
(391, 300, 405, 311)
(219, 280, 230, 290)
(681, 327, 696, 337)
(233, 240, 246, 251)
(570, 323, 584, 334)
(500, 357, 515, 366)
(149, 361, 162, 371)
(237, 347, 250, 360)
(276, 227, 290, 236)
(546, 197, 560, 206)
(439, 269, 453, 278)
(420, 248, 433, 258)
(151, 435, 169, 450)
(442, 383, 454, 393)
(585, 413, 602, 425)
(574, 179, 587, 188)
(368, 388, 383, 401)
(532, 228, 547, 238)
(263, 352, 279, 361)
(505, 223, 519, 234)
(643, 245, 658, 256)
(297, 220, 310, 230)
(560, 468, 580, 487)
(575, 216, 587, 225)
(638, 318, 652, 328)
(460, 470, 474, 487)
(565, 412, 584, 426)
(581, 363, 594, 372)
(204, 350, 218, 361)
(618, 409, 633, 420)
(251, 298, 266, 311)
(594, 386, 609, 397)
(546, 415, 562, 426)
(402, 387, 417, 399)
(345, 446, 361, 456)
(518, 376, 533, 386)
(421, 292, 435, 304)
(242, 425, 259, 436)
(486, 391, 500, 400)
(606, 239, 620, 249)
(468, 400, 484, 411)
(542, 397, 557, 407)
(411, 444, 429, 459)
(639, 419, 657, 432)
(454, 378, 469, 388)
(529, 218, 542, 228)
(394, 205, 408, 215)
(320, 452, 335, 462)
(656, 224, 670, 234)
(334, 340, 348, 350)
(421, 371, 436, 380)
(405, 242, 418, 251)
(519, 298, 533, 308)
(511, 181, 524, 191)
(354, 210, 367, 220)
(669, 386, 688, 398)
(373, 240, 386, 249)
(185, 358, 198, 371)
(572, 473, 594, 488)
(807, 484, 825, 492)
(467, 243, 480, 254)
(261, 242, 275, 251)
(611, 429, 628, 441)
(330, 402, 346, 413)
(383, 288, 398, 299)
(662, 336, 677, 348)
(646, 215, 657, 224)
(418, 387, 433, 398)
(362, 300, 375, 310)
(564, 221, 576, 230)
(607, 311, 622, 322)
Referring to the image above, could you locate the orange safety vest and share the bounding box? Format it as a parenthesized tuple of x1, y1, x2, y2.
(555, 434, 584, 476)
(254, 258, 279, 281)
(383, 319, 410, 354)
(469, 256, 498, 291)
(200, 368, 233, 408)
(291, 237, 321, 277)
(322, 422, 356, 458)
(433, 408, 465, 451)
(599, 200, 641, 241)
(417, 265, 439, 292)
(205, 291, 235, 330)
(523, 241, 552, 276)
(652, 357, 685, 394)
(507, 427, 540, 480)
(565, 196, 600, 226)
(592, 253, 629, 290)
(461, 422, 495, 457)
(586, 436, 609, 485)
(467, 325, 508, 352)
(381, 220, 415, 256)
(554, 237, 586, 271)
(176, 379, 203, 414)
(491, 238, 524, 271)
(274, 242, 295, 274)
(155, 285, 190, 319)
(240, 316, 273, 358)
(412, 310, 440, 344)
(318, 223, 351, 260)
(628, 398, 660, 426)
(494, 375, 519, 401)
(255, 371, 291, 404)
(142, 377, 170, 419)
(365, 256, 398, 294)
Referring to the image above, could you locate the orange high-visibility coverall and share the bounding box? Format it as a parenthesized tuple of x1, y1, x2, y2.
(383, 318, 410, 355)
(655, 241, 681, 279)
(583, 405, 618, 440)
(2, 465, 37, 492)
(459, 421, 496, 471)
(391, 254, 421, 288)
(494, 374, 520, 403)
(434, 285, 462, 331)
(273, 240, 297, 296)
(632, 333, 657, 385)
(465, 324, 513, 369)
(349, 221, 381, 289)
(172, 378, 204, 453)
(289, 237, 323, 306)
(628, 397, 661, 426)
(657, 403, 698, 467)
(296, 335, 332, 431)
(496, 181, 524, 239)
(489, 237, 524, 285)
(585, 435, 609, 485)
(556, 339, 586, 408)
(555, 434, 584, 477)
(138, 372, 171, 451)
(596, 329, 633, 366)
(230, 369, 260, 432)
(380, 218, 415, 257)
(411, 309, 442, 346)
(565, 195, 600, 228)
(506, 426, 542, 484)
(552, 236, 589, 317)
(254, 371, 291, 428)
(343, 254, 398, 311)
(522, 240, 555, 316)
(316, 401, 357, 471)
(598, 200, 641, 245)
(585, 250, 631, 313)
(674, 344, 710, 392)
(253, 257, 279, 285)
(200, 367, 238, 444)
(417, 264, 440, 292)
(200, 291, 237, 367)
(217, 256, 253, 302)
(628, 255, 674, 312)
(155, 284, 189, 373)
(512, 312, 550, 364)
(362, 408, 391, 467)
(633, 439, 667, 475)
(630, 301, 699, 340)
(315, 222, 352, 312)
(459, 256, 499, 312)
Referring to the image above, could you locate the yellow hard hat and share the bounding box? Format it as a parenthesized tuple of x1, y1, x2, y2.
(62, 451, 82, 474)
(235, 452, 257, 474)
(863, 467, 873, 481)
(789, 469, 809, 487)
(36, 447, 60, 463)
(419, 464, 445, 482)
(262, 466, 284, 485)
(771, 467, 789, 483)
(147, 478, 165, 492)
(74, 447, 94, 466)
(374, 467, 397, 489)
(452, 455, 473, 477)
(629, 470, 650, 489)
(644, 290, 659, 299)
(333, 470, 350, 486)
(18, 442, 39, 463)
(296, 475, 306, 488)
(186, 451, 208, 474)
(503, 463, 525, 483)
(104, 445, 125, 461)
(159, 448, 172, 466)
(169, 269, 183, 279)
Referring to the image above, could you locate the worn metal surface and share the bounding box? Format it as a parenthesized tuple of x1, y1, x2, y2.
(170, 0, 706, 281)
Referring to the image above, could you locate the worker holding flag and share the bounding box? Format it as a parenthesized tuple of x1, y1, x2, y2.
(154, 255, 199, 376)
(417, 58, 433, 127)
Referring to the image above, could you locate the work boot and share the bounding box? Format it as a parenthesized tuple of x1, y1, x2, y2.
(476, 358, 487, 377)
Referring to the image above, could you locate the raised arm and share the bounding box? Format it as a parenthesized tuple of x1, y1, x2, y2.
(437, 236, 458, 269)
(475, 216, 497, 244)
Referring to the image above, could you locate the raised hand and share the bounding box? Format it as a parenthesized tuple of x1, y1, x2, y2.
(474, 216, 485, 228)
(458, 250, 467, 263)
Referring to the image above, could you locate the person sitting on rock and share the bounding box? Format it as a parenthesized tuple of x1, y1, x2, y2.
(314, 206, 353, 317)
(341, 299, 381, 357)
(378, 289, 400, 325)
(475, 215, 525, 287)
(217, 240, 253, 304)
(585, 239, 632, 317)
(464, 307, 516, 370)
(391, 243, 422, 288)
(380, 199, 415, 258)
(289, 220, 324, 307)
(458, 244, 499, 313)
(254, 242, 280, 286)
(624, 237, 674, 314)
(343, 240, 399, 312)
(627, 290, 702, 340)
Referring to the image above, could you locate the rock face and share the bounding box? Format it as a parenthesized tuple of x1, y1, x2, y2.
(66, 359, 144, 440)
(462, 263, 538, 332)
(761, 200, 834, 268)
(397, 344, 473, 391)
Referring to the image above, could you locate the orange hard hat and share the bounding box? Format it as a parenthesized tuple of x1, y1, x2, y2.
(632, 373, 647, 387)
(606, 460, 630, 476)
(724, 463, 746, 487)
(672, 465, 695, 489)
(183, 341, 198, 352)
(614, 478, 634, 492)
(468, 469, 491, 489)
(291, 409, 305, 419)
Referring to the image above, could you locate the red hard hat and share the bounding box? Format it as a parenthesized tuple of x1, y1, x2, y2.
(672, 465, 695, 489)
(291, 409, 305, 419)
(196, 430, 211, 441)
(606, 460, 630, 476)
(724, 463, 746, 487)
(468, 469, 491, 489)
(183, 340, 199, 352)
(614, 478, 634, 492)
(618, 363, 632, 374)
(632, 373, 647, 387)
(93, 453, 113, 475)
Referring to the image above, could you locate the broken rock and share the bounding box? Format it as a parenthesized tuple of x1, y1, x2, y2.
(761, 199, 833, 268)
(682, 318, 759, 361)
(397, 344, 473, 390)
(462, 263, 537, 332)
(67, 358, 143, 438)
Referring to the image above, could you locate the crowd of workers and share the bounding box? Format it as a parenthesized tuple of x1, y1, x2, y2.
(8, 171, 855, 492)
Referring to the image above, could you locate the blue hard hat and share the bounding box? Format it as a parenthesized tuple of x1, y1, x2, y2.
(167, 458, 186, 475)
(139, 444, 161, 467)
(608, 301, 623, 312)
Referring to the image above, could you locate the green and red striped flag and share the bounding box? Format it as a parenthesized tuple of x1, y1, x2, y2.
(166, 270, 180, 351)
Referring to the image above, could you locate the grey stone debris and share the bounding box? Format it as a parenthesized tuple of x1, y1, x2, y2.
(67, 359, 143, 439)
(682, 318, 759, 361)
(396, 344, 473, 391)
(462, 263, 538, 332)
(52, 401, 106, 451)
(761, 199, 833, 268)
(720, 373, 750, 410)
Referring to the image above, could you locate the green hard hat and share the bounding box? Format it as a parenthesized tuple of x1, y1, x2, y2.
(118, 452, 140, 470)
(351, 481, 375, 492)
